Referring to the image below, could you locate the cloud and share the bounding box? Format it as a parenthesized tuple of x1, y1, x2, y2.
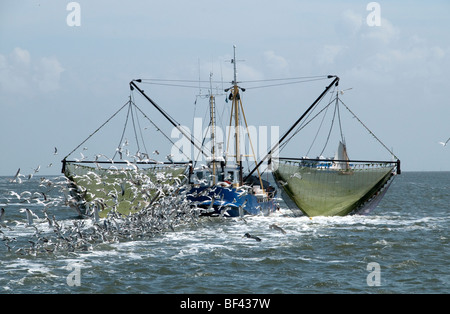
(10, 47, 31, 66)
(317, 45, 347, 66)
(325, 8, 449, 82)
(336, 9, 399, 45)
(35, 56, 65, 93)
(362, 17, 400, 45)
(0, 47, 64, 96)
(336, 9, 364, 37)
(371, 44, 448, 80)
(263, 51, 289, 75)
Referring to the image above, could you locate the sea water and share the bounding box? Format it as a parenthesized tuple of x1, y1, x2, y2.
(0, 172, 448, 294)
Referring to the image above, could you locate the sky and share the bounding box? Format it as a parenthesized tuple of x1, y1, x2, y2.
(0, 0, 449, 176)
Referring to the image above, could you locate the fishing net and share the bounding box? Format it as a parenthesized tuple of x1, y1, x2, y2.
(63, 160, 190, 217)
(60, 91, 196, 218)
(273, 158, 398, 217)
(270, 80, 401, 217)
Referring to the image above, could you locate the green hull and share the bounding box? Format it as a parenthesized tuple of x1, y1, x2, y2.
(274, 161, 395, 217)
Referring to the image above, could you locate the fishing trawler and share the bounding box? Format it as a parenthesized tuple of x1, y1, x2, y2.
(61, 46, 399, 219)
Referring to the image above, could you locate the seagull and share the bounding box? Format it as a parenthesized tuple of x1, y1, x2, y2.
(438, 137, 450, 147)
(9, 191, 21, 199)
(289, 173, 302, 180)
(92, 204, 100, 223)
(19, 208, 36, 226)
(206, 196, 216, 213)
(219, 206, 230, 218)
(243, 232, 261, 242)
(10, 168, 21, 183)
(116, 147, 123, 159)
(0, 208, 5, 226)
(125, 160, 138, 171)
(269, 223, 287, 234)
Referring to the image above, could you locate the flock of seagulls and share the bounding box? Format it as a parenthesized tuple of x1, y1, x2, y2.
(1, 159, 289, 256)
(1, 166, 203, 255)
(9, 147, 56, 184)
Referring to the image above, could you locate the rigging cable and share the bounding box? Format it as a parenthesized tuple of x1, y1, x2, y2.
(112, 98, 133, 160)
(63, 99, 130, 160)
(338, 98, 398, 160)
(242, 75, 329, 83)
(306, 94, 335, 157)
(279, 84, 337, 155)
(131, 83, 206, 154)
(193, 120, 213, 169)
(130, 94, 191, 161)
(319, 96, 339, 157)
(129, 101, 141, 154)
(244, 77, 329, 90)
(337, 96, 345, 143)
(132, 97, 150, 157)
(138, 76, 330, 90)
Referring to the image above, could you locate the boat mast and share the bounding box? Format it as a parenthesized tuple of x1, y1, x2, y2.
(227, 45, 243, 185)
(232, 46, 241, 185)
(209, 72, 217, 184)
(224, 46, 266, 189)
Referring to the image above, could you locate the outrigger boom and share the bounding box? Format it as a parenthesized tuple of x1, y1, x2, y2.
(129, 79, 210, 159)
(245, 75, 340, 181)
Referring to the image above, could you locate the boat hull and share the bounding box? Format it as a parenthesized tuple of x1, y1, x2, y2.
(187, 185, 278, 217)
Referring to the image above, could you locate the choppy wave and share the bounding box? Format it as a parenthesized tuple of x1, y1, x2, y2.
(1, 173, 449, 293)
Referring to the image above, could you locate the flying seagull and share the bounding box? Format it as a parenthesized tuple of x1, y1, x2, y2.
(269, 223, 287, 234)
(438, 137, 450, 147)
